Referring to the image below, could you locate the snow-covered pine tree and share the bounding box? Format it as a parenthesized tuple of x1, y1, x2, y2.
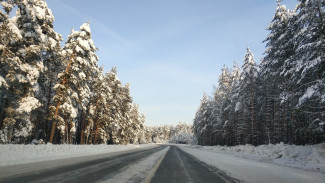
(118, 83, 133, 144)
(105, 67, 123, 144)
(218, 65, 234, 145)
(261, 0, 296, 144)
(0, 0, 20, 143)
(96, 70, 118, 144)
(237, 47, 259, 145)
(49, 53, 77, 144)
(127, 104, 143, 144)
(28, 0, 63, 142)
(1, 0, 59, 143)
(228, 62, 241, 145)
(193, 93, 215, 145)
(87, 68, 109, 144)
(0, 0, 63, 144)
(143, 126, 153, 143)
(49, 22, 99, 144)
(0, 1, 13, 91)
(287, 0, 325, 144)
(193, 95, 205, 145)
(138, 114, 145, 142)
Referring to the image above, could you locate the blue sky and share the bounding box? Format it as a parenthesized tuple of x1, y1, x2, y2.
(46, 0, 298, 126)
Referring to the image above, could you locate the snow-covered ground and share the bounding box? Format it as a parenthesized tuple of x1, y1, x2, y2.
(0, 143, 157, 166)
(178, 143, 325, 183)
(181, 143, 325, 172)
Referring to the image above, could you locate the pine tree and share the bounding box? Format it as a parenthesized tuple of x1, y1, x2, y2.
(288, 0, 325, 144)
(228, 62, 241, 145)
(0, 0, 20, 143)
(193, 93, 215, 145)
(116, 83, 133, 144)
(88, 68, 109, 144)
(29, 0, 63, 142)
(261, 0, 296, 144)
(49, 22, 99, 144)
(237, 47, 259, 145)
(1, 0, 57, 143)
(218, 65, 233, 145)
(127, 104, 144, 144)
(105, 67, 123, 144)
(0, 0, 64, 144)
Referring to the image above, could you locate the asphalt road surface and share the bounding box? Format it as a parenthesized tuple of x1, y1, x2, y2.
(151, 146, 238, 183)
(0, 146, 165, 183)
(0, 145, 239, 183)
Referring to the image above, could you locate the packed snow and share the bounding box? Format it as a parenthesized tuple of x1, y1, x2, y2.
(182, 143, 325, 172)
(99, 146, 169, 183)
(0, 143, 157, 166)
(178, 143, 325, 183)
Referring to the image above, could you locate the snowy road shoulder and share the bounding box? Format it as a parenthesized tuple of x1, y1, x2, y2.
(182, 143, 325, 173)
(178, 145, 325, 183)
(0, 143, 157, 166)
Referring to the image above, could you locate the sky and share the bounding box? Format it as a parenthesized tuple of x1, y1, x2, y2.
(46, 0, 298, 126)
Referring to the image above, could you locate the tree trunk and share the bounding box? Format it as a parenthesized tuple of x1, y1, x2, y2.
(49, 55, 74, 143)
(250, 86, 255, 145)
(44, 80, 52, 140)
(64, 115, 68, 144)
(283, 101, 288, 143)
(80, 111, 85, 145)
(94, 122, 99, 144)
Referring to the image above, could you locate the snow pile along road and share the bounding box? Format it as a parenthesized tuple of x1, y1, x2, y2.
(0, 143, 157, 166)
(183, 143, 325, 172)
(178, 145, 325, 183)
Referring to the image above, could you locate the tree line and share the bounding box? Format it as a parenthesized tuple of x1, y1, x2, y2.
(193, 0, 324, 146)
(0, 0, 145, 144)
(141, 122, 194, 144)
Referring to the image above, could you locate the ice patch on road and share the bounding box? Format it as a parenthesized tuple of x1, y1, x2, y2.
(99, 146, 170, 183)
(0, 144, 157, 166)
(178, 145, 325, 183)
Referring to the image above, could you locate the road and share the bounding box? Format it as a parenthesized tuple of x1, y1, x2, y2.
(0, 145, 238, 183)
(151, 146, 238, 183)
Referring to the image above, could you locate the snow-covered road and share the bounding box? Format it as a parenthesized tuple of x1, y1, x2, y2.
(178, 145, 325, 183)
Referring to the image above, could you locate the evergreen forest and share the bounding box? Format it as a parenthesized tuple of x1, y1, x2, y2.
(0, 0, 147, 144)
(193, 0, 325, 146)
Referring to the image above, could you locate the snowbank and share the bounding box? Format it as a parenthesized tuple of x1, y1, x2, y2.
(178, 145, 325, 183)
(0, 143, 157, 166)
(183, 143, 325, 173)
